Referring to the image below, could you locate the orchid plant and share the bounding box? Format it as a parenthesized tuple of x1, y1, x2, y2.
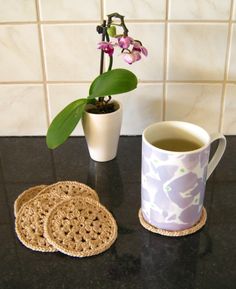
(46, 13, 147, 149)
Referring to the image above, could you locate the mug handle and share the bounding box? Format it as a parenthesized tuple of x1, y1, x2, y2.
(207, 133, 227, 180)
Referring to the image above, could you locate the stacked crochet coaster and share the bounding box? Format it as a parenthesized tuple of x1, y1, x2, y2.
(14, 181, 117, 257)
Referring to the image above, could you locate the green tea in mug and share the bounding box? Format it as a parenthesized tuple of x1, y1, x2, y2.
(152, 138, 203, 152)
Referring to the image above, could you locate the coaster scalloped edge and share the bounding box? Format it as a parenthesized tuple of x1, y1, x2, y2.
(44, 196, 118, 257)
(14, 185, 47, 217)
(38, 181, 99, 202)
(15, 192, 61, 252)
(15, 181, 100, 253)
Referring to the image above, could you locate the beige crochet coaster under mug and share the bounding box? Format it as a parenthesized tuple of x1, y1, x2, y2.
(139, 207, 207, 237)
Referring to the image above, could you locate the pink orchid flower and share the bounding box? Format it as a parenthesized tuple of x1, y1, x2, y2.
(118, 36, 133, 49)
(133, 40, 148, 56)
(123, 51, 142, 64)
(98, 41, 114, 56)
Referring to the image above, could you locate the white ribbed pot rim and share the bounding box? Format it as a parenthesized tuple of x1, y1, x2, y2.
(84, 100, 122, 114)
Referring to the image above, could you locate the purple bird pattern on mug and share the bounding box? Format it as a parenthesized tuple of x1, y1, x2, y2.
(141, 142, 210, 231)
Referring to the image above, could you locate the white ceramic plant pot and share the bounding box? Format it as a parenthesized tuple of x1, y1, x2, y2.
(82, 100, 122, 162)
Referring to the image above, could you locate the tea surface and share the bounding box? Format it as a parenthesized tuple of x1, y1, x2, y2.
(152, 138, 203, 152)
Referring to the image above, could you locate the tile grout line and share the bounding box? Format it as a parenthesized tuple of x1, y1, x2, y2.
(35, 0, 51, 127)
(119, 19, 232, 24)
(139, 80, 236, 84)
(0, 81, 43, 84)
(0, 20, 100, 25)
(219, 0, 235, 133)
(0, 80, 236, 85)
(0, 20, 235, 25)
(162, 0, 169, 121)
(100, 0, 104, 21)
(100, 0, 108, 71)
(0, 21, 36, 25)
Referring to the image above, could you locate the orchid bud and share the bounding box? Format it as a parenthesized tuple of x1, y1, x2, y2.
(107, 26, 117, 37)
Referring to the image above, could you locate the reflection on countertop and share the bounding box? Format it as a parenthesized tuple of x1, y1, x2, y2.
(0, 136, 235, 289)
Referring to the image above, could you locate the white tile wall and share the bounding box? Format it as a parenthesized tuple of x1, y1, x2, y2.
(0, 25, 42, 81)
(39, 0, 101, 21)
(233, 1, 236, 20)
(228, 24, 236, 81)
(0, 0, 37, 22)
(42, 24, 100, 81)
(167, 24, 228, 81)
(0, 85, 47, 135)
(48, 83, 163, 136)
(110, 24, 165, 81)
(0, 0, 235, 136)
(166, 84, 222, 133)
(104, 0, 166, 20)
(223, 84, 236, 134)
(48, 84, 90, 135)
(118, 84, 163, 135)
(169, 0, 231, 20)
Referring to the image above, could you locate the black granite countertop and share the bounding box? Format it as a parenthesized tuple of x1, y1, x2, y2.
(0, 136, 235, 289)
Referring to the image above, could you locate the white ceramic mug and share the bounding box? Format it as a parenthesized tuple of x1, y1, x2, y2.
(141, 121, 226, 231)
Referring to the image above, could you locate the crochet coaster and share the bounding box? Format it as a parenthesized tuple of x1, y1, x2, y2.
(15, 192, 61, 252)
(38, 181, 99, 202)
(44, 197, 117, 257)
(15, 181, 99, 252)
(138, 207, 207, 237)
(14, 185, 47, 217)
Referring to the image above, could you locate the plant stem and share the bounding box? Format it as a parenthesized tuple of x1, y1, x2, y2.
(99, 20, 106, 75)
(98, 20, 106, 103)
(97, 16, 117, 106)
(108, 56, 113, 71)
(105, 29, 112, 103)
(105, 31, 113, 72)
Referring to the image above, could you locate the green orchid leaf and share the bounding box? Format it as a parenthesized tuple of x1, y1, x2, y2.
(46, 98, 87, 149)
(88, 68, 138, 99)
